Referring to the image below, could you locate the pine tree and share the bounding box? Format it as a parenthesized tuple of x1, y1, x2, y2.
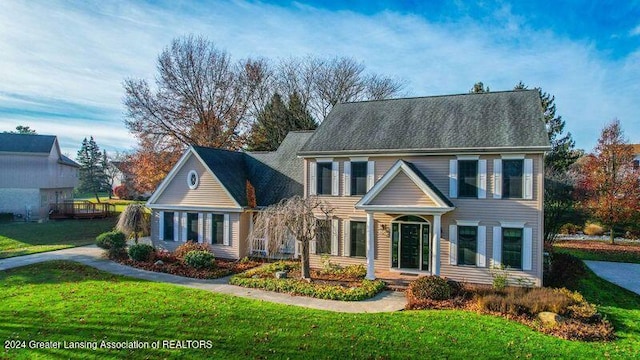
(470, 82, 490, 93)
(248, 92, 317, 151)
(514, 82, 582, 171)
(77, 136, 108, 202)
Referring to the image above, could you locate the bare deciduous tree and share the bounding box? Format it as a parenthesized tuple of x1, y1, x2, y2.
(247, 196, 333, 280)
(274, 56, 405, 121)
(123, 35, 269, 151)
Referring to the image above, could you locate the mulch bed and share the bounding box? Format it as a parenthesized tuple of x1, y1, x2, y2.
(115, 257, 265, 279)
(555, 240, 640, 254)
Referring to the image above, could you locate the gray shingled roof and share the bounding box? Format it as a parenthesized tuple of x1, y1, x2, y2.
(0, 133, 56, 153)
(59, 155, 80, 167)
(191, 131, 313, 207)
(299, 90, 550, 155)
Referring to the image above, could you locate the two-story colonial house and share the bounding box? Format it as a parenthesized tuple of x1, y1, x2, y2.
(148, 90, 550, 286)
(0, 133, 80, 220)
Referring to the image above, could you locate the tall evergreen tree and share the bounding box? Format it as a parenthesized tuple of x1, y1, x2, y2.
(514, 82, 582, 171)
(77, 136, 108, 202)
(248, 92, 317, 151)
(470, 81, 490, 93)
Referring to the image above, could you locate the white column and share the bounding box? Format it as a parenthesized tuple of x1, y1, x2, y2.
(431, 214, 441, 275)
(366, 212, 375, 280)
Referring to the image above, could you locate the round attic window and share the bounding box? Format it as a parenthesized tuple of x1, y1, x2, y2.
(187, 170, 199, 190)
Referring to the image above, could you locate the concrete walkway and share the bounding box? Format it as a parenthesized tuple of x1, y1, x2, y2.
(584, 260, 640, 295)
(0, 246, 406, 313)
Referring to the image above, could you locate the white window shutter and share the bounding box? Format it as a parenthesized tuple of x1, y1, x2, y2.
(223, 213, 230, 246)
(493, 159, 502, 199)
(173, 212, 179, 242)
(158, 211, 164, 241)
(310, 239, 317, 254)
(309, 161, 317, 196)
(197, 213, 204, 243)
(477, 226, 487, 267)
(343, 220, 351, 256)
(478, 160, 487, 199)
(492, 226, 502, 267)
(331, 161, 339, 196)
(449, 224, 457, 265)
(523, 227, 533, 270)
(523, 159, 533, 200)
(206, 213, 212, 244)
(449, 160, 458, 198)
(366, 161, 375, 191)
(331, 219, 339, 256)
(181, 212, 187, 242)
(343, 161, 351, 196)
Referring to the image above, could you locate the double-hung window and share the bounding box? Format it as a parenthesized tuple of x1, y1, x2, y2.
(316, 162, 333, 195)
(349, 221, 366, 257)
(458, 160, 478, 198)
(211, 214, 224, 245)
(502, 160, 524, 199)
(502, 228, 523, 269)
(457, 226, 477, 266)
(350, 162, 368, 196)
(163, 211, 175, 241)
(315, 219, 332, 254)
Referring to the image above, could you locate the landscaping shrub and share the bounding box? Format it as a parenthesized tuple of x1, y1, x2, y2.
(544, 252, 585, 288)
(174, 242, 213, 260)
(154, 249, 178, 263)
(184, 250, 215, 269)
(128, 243, 155, 262)
(475, 287, 596, 318)
(559, 223, 581, 235)
(342, 264, 367, 279)
(584, 223, 604, 236)
(0, 212, 12, 223)
(96, 231, 126, 250)
(408, 276, 458, 301)
(231, 261, 386, 301)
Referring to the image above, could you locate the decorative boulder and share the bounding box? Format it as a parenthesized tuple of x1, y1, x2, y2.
(275, 271, 288, 279)
(154, 260, 164, 266)
(538, 311, 563, 326)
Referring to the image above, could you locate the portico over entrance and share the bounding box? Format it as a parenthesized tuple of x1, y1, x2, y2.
(355, 160, 455, 280)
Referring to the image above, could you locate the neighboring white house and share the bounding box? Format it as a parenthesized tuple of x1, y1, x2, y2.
(0, 133, 79, 220)
(633, 144, 640, 170)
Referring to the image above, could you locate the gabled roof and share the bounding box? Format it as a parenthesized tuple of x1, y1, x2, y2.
(356, 160, 454, 214)
(149, 131, 314, 208)
(59, 154, 80, 168)
(0, 133, 56, 153)
(299, 90, 551, 155)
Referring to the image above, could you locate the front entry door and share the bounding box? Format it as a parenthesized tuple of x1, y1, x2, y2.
(400, 224, 420, 269)
(392, 216, 431, 272)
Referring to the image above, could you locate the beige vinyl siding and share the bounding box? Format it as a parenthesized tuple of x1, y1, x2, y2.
(153, 154, 237, 208)
(151, 209, 242, 259)
(306, 154, 544, 286)
(238, 212, 252, 257)
(369, 171, 437, 206)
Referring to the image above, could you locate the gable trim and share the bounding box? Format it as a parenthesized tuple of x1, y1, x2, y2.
(355, 160, 454, 213)
(147, 147, 241, 208)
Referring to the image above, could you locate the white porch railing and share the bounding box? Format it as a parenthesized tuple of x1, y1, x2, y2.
(250, 237, 297, 258)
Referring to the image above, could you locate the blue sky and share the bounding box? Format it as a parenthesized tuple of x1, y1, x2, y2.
(0, 0, 639, 156)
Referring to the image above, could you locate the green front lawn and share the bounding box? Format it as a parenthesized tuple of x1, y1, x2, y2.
(1, 261, 638, 359)
(0, 218, 116, 259)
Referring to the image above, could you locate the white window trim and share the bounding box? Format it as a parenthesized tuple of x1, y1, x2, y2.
(456, 155, 480, 160)
(500, 154, 525, 159)
(159, 211, 165, 241)
(331, 219, 339, 256)
(187, 170, 199, 190)
(343, 161, 351, 196)
(449, 159, 458, 198)
(456, 220, 480, 226)
(223, 214, 230, 246)
(350, 157, 369, 162)
(500, 221, 527, 228)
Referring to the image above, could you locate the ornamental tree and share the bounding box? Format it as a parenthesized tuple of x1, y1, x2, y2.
(577, 119, 640, 243)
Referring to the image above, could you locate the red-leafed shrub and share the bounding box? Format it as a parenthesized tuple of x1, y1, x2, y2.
(174, 242, 213, 260)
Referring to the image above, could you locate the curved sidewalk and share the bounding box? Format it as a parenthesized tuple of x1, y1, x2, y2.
(584, 260, 640, 295)
(0, 245, 406, 313)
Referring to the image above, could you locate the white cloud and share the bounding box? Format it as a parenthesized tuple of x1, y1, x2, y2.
(0, 0, 638, 153)
(630, 24, 640, 36)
